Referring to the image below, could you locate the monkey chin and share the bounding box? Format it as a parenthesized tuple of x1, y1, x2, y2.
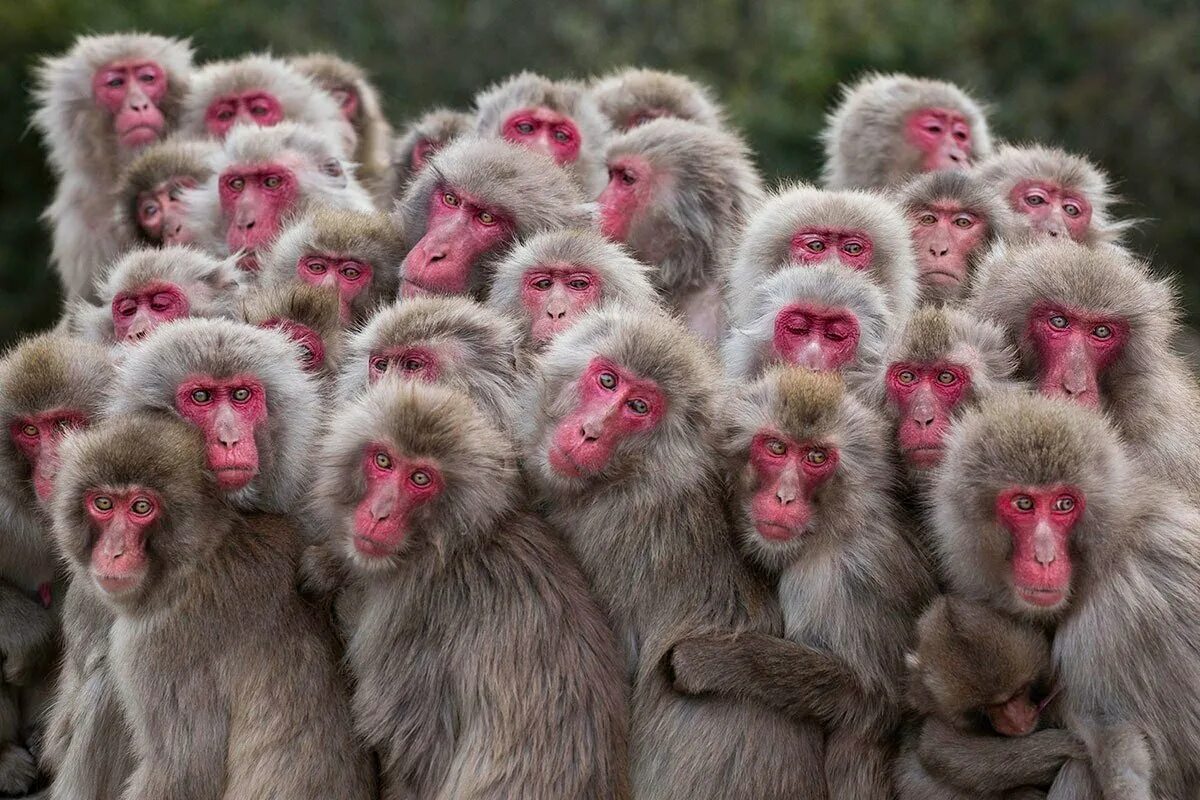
(92, 568, 145, 597)
(118, 123, 163, 150)
(902, 446, 945, 470)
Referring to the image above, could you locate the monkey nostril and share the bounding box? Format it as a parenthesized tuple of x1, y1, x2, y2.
(429, 251, 446, 263)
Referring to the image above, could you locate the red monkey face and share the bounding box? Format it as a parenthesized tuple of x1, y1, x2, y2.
(548, 358, 666, 478)
(296, 254, 373, 323)
(401, 188, 511, 297)
(85, 487, 160, 595)
(329, 85, 360, 122)
(984, 685, 1041, 737)
(1009, 181, 1093, 242)
(174, 376, 268, 491)
(501, 107, 582, 164)
(520, 266, 603, 344)
(1026, 304, 1126, 408)
(747, 432, 839, 542)
(219, 163, 300, 270)
(910, 204, 987, 288)
(905, 107, 972, 172)
(369, 346, 442, 386)
(204, 91, 285, 139)
(995, 485, 1084, 610)
(886, 362, 971, 469)
(111, 281, 190, 342)
(598, 155, 657, 243)
(258, 319, 326, 373)
(352, 445, 443, 558)
(789, 228, 874, 270)
(136, 177, 198, 245)
(92, 59, 168, 150)
(9, 410, 88, 503)
(772, 304, 860, 372)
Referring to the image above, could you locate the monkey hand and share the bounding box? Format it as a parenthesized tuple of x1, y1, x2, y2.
(662, 632, 743, 697)
(0, 742, 37, 796)
(1, 607, 58, 686)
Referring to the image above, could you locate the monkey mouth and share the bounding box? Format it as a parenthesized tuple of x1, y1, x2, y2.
(92, 570, 143, 595)
(754, 520, 800, 542)
(902, 445, 944, 468)
(352, 534, 396, 559)
(1015, 584, 1066, 608)
(214, 465, 256, 490)
(922, 269, 963, 285)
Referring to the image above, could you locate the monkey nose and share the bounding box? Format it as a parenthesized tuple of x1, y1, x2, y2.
(428, 249, 446, 263)
(929, 245, 949, 257)
(775, 489, 795, 505)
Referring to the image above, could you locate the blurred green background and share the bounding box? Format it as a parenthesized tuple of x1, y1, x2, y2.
(1, 0, 1197, 348)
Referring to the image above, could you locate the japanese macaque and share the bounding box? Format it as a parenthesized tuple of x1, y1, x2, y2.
(260, 207, 403, 324)
(315, 380, 629, 798)
(116, 138, 217, 247)
(238, 283, 344, 380)
(590, 67, 724, 131)
(389, 107, 473, 193)
(334, 296, 522, 425)
(394, 137, 592, 299)
(107, 317, 320, 513)
(473, 71, 610, 193)
(518, 307, 826, 799)
(667, 367, 934, 799)
(897, 596, 1084, 799)
(52, 413, 373, 799)
(931, 393, 1193, 798)
(822, 73, 993, 190)
(971, 241, 1200, 504)
(979, 145, 1130, 246)
(726, 183, 918, 321)
(33, 33, 194, 299)
(487, 228, 658, 350)
(598, 118, 763, 340)
(186, 121, 374, 273)
(897, 170, 1012, 304)
(724, 265, 890, 381)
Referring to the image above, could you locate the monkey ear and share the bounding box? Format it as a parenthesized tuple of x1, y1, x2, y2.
(320, 158, 349, 189)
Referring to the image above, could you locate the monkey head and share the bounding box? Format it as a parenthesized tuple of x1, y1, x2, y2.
(390, 108, 474, 190)
(591, 68, 724, 132)
(239, 283, 343, 377)
(118, 139, 217, 247)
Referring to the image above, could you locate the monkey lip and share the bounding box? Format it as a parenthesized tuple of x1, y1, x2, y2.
(352, 534, 397, 558)
(93, 569, 144, 595)
(922, 269, 963, 285)
(754, 520, 801, 542)
(214, 466, 256, 490)
(902, 445, 944, 468)
(1015, 584, 1067, 608)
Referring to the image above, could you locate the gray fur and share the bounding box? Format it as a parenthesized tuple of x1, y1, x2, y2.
(389, 107, 474, 195)
(590, 67, 725, 131)
(237, 282, 344, 383)
(115, 137, 218, 245)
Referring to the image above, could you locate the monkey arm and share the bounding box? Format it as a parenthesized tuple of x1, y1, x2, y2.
(918, 717, 1087, 794)
(0, 582, 57, 686)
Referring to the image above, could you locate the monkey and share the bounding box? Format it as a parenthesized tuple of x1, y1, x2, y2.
(896, 170, 1013, 305)
(116, 138, 217, 247)
(666, 366, 935, 799)
(486, 228, 659, 351)
(52, 413, 374, 799)
(970, 240, 1200, 505)
(598, 117, 763, 341)
(393, 136, 593, 300)
(388, 107, 474, 194)
(107, 317, 321, 514)
(185, 121, 375, 273)
(821, 72, 993, 190)
(259, 207, 404, 324)
(590, 67, 725, 131)
(32, 33, 195, 299)
(473, 71, 610, 193)
(238, 283, 344, 381)
(726, 182, 918, 322)
(314, 379, 629, 798)
(978, 145, 1131, 247)
(517, 306, 829, 799)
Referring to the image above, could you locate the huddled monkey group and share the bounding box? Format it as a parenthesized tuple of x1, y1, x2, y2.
(1, 30, 1198, 800)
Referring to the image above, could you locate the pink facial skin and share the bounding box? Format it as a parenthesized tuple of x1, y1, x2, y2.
(92, 59, 168, 150)
(136, 177, 198, 245)
(173, 376, 268, 491)
(259, 319, 326, 373)
(910, 203, 988, 288)
(329, 86, 360, 122)
(352, 446, 442, 558)
(111, 281, 190, 342)
(501, 107, 582, 165)
(598, 155, 657, 243)
(1009, 181, 1093, 242)
(995, 486, 1084, 610)
(772, 304, 860, 372)
(905, 107, 972, 172)
(548, 358, 666, 478)
(368, 346, 441, 385)
(747, 432, 839, 542)
(1026, 304, 1127, 408)
(886, 363, 971, 469)
(204, 91, 285, 139)
(296, 254, 373, 323)
(623, 107, 670, 130)
(521, 265, 602, 343)
(219, 164, 299, 268)
(789, 228, 874, 270)
(85, 487, 160, 595)
(401, 188, 511, 297)
(9, 410, 88, 503)
(986, 687, 1041, 737)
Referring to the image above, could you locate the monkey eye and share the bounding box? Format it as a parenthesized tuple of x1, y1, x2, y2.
(567, 278, 591, 290)
(553, 128, 572, 143)
(918, 213, 937, 226)
(402, 358, 425, 372)
(306, 261, 327, 274)
(106, 77, 124, 88)
(627, 398, 649, 415)
(515, 122, 535, 135)
(374, 452, 392, 470)
(138, 72, 156, 84)
(410, 469, 431, 487)
(1063, 203, 1081, 218)
(150, 293, 174, 311)
(766, 439, 787, 456)
(1092, 325, 1113, 340)
(807, 240, 826, 252)
(953, 215, 975, 228)
(531, 277, 552, 290)
(140, 201, 160, 218)
(217, 109, 235, 121)
(1012, 495, 1035, 512)
(20, 424, 39, 438)
(618, 169, 637, 186)
(442, 192, 460, 207)
(843, 242, 863, 256)
(896, 370, 917, 385)
(227, 176, 245, 192)
(93, 496, 114, 512)
(924, 123, 943, 134)
(825, 329, 847, 342)
(372, 358, 389, 373)
(1053, 496, 1076, 513)
(263, 175, 283, 190)
(806, 449, 828, 465)
(341, 266, 362, 280)
(1049, 315, 1069, 330)
(130, 498, 154, 516)
(251, 104, 269, 116)
(190, 389, 212, 404)
(936, 370, 958, 385)
(597, 371, 618, 390)
(231, 388, 252, 403)
(1025, 194, 1046, 206)
(477, 211, 497, 226)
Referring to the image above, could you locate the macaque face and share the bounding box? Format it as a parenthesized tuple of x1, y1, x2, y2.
(905, 107, 972, 172)
(329, 85, 360, 122)
(747, 432, 838, 542)
(548, 357, 666, 478)
(520, 264, 603, 343)
(9, 410, 88, 503)
(984, 684, 1041, 737)
(501, 106, 582, 164)
(623, 107, 671, 130)
(401, 187, 512, 297)
(204, 91, 285, 138)
(598, 155, 658, 243)
(92, 59, 168, 150)
(219, 163, 300, 270)
(772, 303, 860, 372)
(1009, 180, 1093, 242)
(351, 445, 442, 558)
(789, 228, 874, 270)
(136, 177, 198, 245)
(995, 485, 1084, 610)
(910, 202, 987, 289)
(174, 375, 268, 491)
(886, 362, 971, 469)
(259, 318, 326, 373)
(1026, 304, 1126, 408)
(296, 254, 373, 323)
(369, 345, 442, 385)
(111, 281, 190, 342)
(84, 486, 160, 595)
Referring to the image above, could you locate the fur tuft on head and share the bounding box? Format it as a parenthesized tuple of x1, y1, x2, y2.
(389, 107, 475, 192)
(590, 67, 725, 131)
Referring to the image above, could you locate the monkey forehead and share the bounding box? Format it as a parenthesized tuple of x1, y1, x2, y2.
(118, 138, 217, 203)
(832, 73, 989, 135)
(491, 230, 654, 308)
(590, 67, 723, 130)
(220, 120, 348, 167)
(289, 53, 367, 94)
(392, 108, 473, 166)
(263, 208, 403, 287)
(99, 245, 233, 300)
(0, 334, 114, 420)
(356, 296, 519, 360)
(979, 145, 1111, 207)
(898, 170, 1006, 228)
(240, 284, 341, 334)
(606, 118, 762, 200)
(185, 56, 342, 129)
(743, 184, 910, 259)
(749, 266, 888, 339)
(742, 366, 847, 439)
(36, 33, 193, 101)
(473, 71, 603, 135)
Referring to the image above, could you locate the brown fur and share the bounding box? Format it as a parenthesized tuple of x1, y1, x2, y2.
(590, 67, 725, 131)
(389, 107, 474, 195)
(237, 282, 344, 382)
(115, 138, 218, 245)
